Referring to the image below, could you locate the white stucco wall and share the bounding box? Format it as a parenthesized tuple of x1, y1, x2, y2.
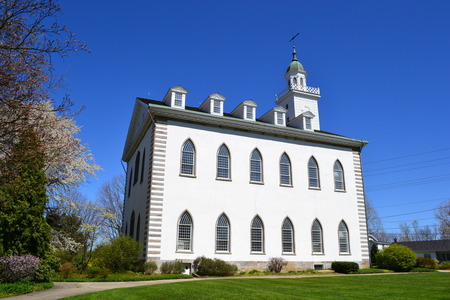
(156, 119, 364, 268)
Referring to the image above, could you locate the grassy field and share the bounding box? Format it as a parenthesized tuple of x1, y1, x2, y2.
(64, 273, 450, 300)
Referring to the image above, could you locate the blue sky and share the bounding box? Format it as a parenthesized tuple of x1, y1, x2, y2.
(54, 0, 450, 238)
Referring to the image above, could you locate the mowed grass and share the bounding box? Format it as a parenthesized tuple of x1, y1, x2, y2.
(64, 273, 450, 300)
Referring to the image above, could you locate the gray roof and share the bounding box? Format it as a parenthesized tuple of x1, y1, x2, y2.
(396, 240, 450, 252)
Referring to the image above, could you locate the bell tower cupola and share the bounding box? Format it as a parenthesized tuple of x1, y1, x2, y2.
(275, 46, 321, 131)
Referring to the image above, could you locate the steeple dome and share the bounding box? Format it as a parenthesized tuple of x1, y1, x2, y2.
(286, 46, 306, 74)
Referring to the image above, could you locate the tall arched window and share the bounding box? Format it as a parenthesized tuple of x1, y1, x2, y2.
(140, 149, 146, 184)
(136, 214, 141, 242)
(338, 221, 350, 254)
(280, 153, 292, 186)
(216, 213, 230, 252)
(181, 140, 195, 175)
(311, 219, 323, 254)
(251, 216, 264, 253)
(177, 211, 193, 251)
(250, 149, 263, 183)
(130, 211, 135, 239)
(134, 151, 140, 185)
(334, 160, 345, 191)
(128, 168, 132, 197)
(308, 157, 320, 188)
(217, 144, 230, 179)
(282, 217, 294, 254)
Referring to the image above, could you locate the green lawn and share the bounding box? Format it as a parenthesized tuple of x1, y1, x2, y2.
(64, 273, 450, 300)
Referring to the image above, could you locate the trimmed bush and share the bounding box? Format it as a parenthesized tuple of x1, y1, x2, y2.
(410, 267, 437, 272)
(193, 256, 238, 276)
(160, 260, 184, 274)
(267, 257, 288, 273)
(437, 261, 450, 270)
(415, 257, 436, 269)
(375, 244, 416, 272)
(144, 261, 158, 275)
(331, 261, 359, 274)
(0, 255, 40, 283)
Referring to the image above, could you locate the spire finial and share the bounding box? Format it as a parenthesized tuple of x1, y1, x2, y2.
(292, 46, 298, 61)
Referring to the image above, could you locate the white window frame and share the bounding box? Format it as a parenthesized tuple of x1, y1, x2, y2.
(174, 92, 183, 107)
(334, 160, 345, 191)
(308, 157, 320, 189)
(282, 218, 295, 254)
(251, 216, 264, 253)
(246, 106, 254, 120)
(305, 117, 312, 130)
(276, 112, 284, 125)
(180, 139, 195, 176)
(338, 221, 350, 254)
(177, 211, 193, 252)
(217, 144, 230, 180)
(213, 100, 221, 114)
(311, 219, 323, 254)
(216, 213, 230, 253)
(280, 153, 292, 186)
(250, 149, 263, 183)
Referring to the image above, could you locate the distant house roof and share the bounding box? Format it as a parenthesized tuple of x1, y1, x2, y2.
(396, 240, 450, 252)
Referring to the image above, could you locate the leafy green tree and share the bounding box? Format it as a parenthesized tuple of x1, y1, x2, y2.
(94, 236, 141, 273)
(0, 129, 51, 257)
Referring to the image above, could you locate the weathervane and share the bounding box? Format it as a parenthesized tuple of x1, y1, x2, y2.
(289, 32, 300, 45)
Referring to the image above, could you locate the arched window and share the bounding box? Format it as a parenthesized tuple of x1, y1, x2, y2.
(251, 216, 264, 253)
(311, 219, 323, 254)
(282, 217, 294, 254)
(216, 213, 230, 252)
(134, 151, 140, 185)
(177, 211, 193, 251)
(136, 214, 141, 242)
(130, 211, 135, 239)
(140, 149, 146, 184)
(217, 144, 230, 179)
(334, 160, 345, 191)
(308, 157, 320, 188)
(181, 140, 195, 176)
(280, 153, 292, 186)
(338, 221, 350, 254)
(250, 149, 263, 183)
(128, 168, 132, 197)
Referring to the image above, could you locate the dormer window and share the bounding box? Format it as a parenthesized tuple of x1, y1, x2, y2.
(174, 93, 183, 107)
(276, 112, 284, 125)
(246, 106, 254, 119)
(213, 100, 221, 114)
(305, 117, 312, 130)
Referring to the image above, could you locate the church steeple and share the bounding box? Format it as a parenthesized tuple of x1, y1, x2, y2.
(275, 46, 321, 131)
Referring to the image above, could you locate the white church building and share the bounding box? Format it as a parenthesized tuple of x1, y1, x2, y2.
(122, 48, 370, 273)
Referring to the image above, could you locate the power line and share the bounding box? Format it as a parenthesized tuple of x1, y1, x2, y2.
(365, 161, 450, 177)
(364, 147, 450, 165)
(365, 156, 450, 173)
(383, 224, 438, 231)
(373, 197, 448, 209)
(365, 174, 450, 191)
(383, 217, 436, 223)
(378, 205, 450, 219)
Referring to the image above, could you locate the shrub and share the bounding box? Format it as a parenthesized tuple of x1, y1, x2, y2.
(85, 266, 101, 278)
(248, 269, 259, 274)
(95, 236, 141, 273)
(34, 255, 61, 282)
(193, 256, 238, 276)
(331, 261, 359, 274)
(267, 257, 288, 273)
(410, 268, 437, 272)
(437, 261, 450, 270)
(144, 261, 158, 275)
(59, 262, 77, 278)
(375, 244, 416, 272)
(160, 260, 184, 274)
(0, 255, 40, 283)
(415, 257, 436, 269)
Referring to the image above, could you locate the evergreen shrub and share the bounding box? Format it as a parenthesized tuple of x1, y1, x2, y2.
(375, 244, 416, 272)
(331, 261, 359, 274)
(193, 256, 237, 276)
(160, 260, 184, 274)
(144, 261, 158, 275)
(437, 261, 450, 270)
(95, 236, 141, 273)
